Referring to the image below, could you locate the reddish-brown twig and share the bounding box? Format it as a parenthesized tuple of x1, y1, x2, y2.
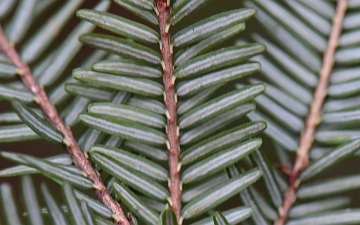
(155, 0, 182, 223)
(275, 1, 347, 224)
(0, 25, 130, 225)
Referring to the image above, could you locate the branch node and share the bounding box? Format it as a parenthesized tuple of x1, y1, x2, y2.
(154, 6, 159, 16)
(63, 138, 71, 147)
(179, 217, 184, 225)
(176, 126, 180, 136)
(170, 44, 174, 54)
(112, 214, 120, 222)
(32, 96, 40, 104)
(165, 23, 171, 33)
(165, 110, 171, 120)
(92, 184, 102, 190)
(167, 197, 173, 206)
(16, 69, 24, 76)
(278, 207, 284, 217)
(165, 140, 171, 150)
(80, 171, 88, 177)
(177, 162, 182, 172)
(171, 76, 176, 85)
(161, 60, 166, 70)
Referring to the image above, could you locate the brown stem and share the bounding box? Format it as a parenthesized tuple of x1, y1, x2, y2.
(155, 0, 182, 223)
(275, 1, 347, 224)
(0, 25, 130, 225)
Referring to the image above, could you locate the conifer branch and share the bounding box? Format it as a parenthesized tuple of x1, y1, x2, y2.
(155, 0, 182, 223)
(0, 25, 130, 225)
(275, 1, 347, 224)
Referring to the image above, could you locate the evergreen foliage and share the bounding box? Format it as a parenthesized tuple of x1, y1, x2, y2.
(0, 1, 360, 225)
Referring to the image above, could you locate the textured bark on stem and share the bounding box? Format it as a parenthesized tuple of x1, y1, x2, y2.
(0, 25, 130, 225)
(275, 1, 347, 224)
(155, 0, 182, 223)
